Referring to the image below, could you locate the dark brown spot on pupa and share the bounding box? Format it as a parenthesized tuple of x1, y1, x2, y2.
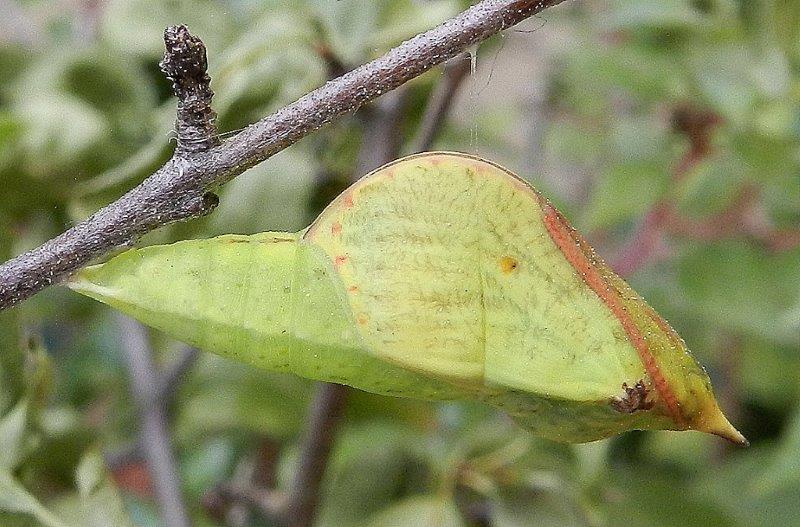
(610, 380, 654, 413)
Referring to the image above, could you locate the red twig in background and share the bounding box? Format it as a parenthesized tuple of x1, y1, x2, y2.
(610, 104, 799, 276)
(610, 202, 672, 277)
(611, 105, 721, 276)
(664, 184, 800, 251)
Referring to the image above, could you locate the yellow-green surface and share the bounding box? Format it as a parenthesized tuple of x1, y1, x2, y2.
(70, 152, 744, 443)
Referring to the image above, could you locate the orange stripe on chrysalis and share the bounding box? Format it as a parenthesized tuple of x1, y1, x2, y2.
(540, 202, 685, 428)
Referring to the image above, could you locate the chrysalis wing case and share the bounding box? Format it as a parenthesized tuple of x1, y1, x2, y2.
(70, 152, 746, 444)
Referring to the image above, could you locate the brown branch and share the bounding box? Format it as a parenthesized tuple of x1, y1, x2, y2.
(412, 53, 472, 152)
(116, 314, 191, 527)
(200, 439, 286, 526)
(213, 484, 287, 524)
(0, 0, 568, 312)
(312, 41, 350, 80)
(354, 91, 409, 177)
(285, 383, 349, 527)
(105, 344, 198, 472)
(157, 345, 200, 402)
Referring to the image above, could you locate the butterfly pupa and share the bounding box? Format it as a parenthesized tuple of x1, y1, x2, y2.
(69, 152, 746, 445)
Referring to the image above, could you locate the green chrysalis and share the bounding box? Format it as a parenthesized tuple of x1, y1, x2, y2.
(69, 152, 746, 444)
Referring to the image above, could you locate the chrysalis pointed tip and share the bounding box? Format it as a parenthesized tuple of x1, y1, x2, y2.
(711, 425, 749, 447)
(696, 404, 749, 447)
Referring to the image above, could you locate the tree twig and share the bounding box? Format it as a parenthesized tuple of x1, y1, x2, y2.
(285, 383, 349, 527)
(412, 53, 473, 152)
(213, 483, 287, 524)
(610, 202, 672, 277)
(115, 314, 191, 527)
(105, 345, 199, 471)
(0, 0, 568, 312)
(157, 345, 200, 403)
(663, 184, 800, 252)
(200, 437, 286, 526)
(354, 91, 409, 177)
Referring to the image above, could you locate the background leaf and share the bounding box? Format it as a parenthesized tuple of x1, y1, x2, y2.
(75, 451, 137, 527)
(0, 471, 70, 527)
(363, 496, 464, 527)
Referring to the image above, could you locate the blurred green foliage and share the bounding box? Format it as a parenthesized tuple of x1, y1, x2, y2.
(0, 0, 798, 526)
